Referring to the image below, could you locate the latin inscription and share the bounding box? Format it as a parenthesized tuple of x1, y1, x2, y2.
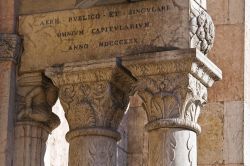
(35, 4, 169, 51)
(19, 0, 190, 72)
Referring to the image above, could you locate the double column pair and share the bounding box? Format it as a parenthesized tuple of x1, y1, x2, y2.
(37, 49, 218, 166)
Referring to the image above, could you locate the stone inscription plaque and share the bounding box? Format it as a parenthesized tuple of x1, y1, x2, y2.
(19, 0, 192, 72)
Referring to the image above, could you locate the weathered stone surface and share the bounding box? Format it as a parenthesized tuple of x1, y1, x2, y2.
(16, 72, 60, 131)
(0, 34, 21, 63)
(223, 101, 244, 164)
(207, 0, 244, 25)
(117, 110, 128, 166)
(0, 61, 15, 166)
(208, 25, 244, 102)
(14, 72, 61, 166)
(14, 122, 50, 166)
(127, 105, 148, 166)
(245, 0, 250, 108)
(198, 102, 224, 165)
(148, 128, 197, 166)
(244, 103, 250, 166)
(198, 101, 246, 165)
(0, 0, 16, 33)
(19, 0, 214, 72)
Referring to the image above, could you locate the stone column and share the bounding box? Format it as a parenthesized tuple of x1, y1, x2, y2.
(0, 34, 20, 166)
(14, 72, 60, 166)
(122, 49, 222, 166)
(45, 58, 135, 166)
(127, 95, 148, 166)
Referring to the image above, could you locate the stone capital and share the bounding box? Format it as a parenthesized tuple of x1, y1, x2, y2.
(45, 58, 136, 137)
(16, 72, 60, 131)
(121, 49, 222, 133)
(0, 34, 21, 63)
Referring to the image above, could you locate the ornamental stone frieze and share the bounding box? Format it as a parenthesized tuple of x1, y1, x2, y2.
(45, 58, 135, 166)
(14, 72, 60, 166)
(190, 1, 215, 55)
(121, 48, 222, 166)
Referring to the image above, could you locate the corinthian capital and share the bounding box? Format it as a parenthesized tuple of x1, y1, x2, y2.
(0, 34, 21, 63)
(45, 58, 135, 134)
(122, 49, 222, 133)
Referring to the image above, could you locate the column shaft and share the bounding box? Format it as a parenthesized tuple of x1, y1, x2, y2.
(127, 96, 148, 166)
(13, 122, 49, 166)
(0, 61, 15, 166)
(148, 128, 197, 166)
(67, 129, 118, 166)
(14, 72, 60, 166)
(0, 34, 20, 166)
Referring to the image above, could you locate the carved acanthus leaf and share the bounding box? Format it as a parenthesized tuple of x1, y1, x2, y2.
(59, 80, 131, 130)
(46, 60, 135, 131)
(135, 73, 207, 126)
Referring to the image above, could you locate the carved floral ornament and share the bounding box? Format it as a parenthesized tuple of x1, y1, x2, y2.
(135, 74, 207, 133)
(45, 59, 136, 132)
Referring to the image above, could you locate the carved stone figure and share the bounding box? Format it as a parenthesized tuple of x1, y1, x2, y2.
(16, 72, 60, 130)
(14, 72, 60, 166)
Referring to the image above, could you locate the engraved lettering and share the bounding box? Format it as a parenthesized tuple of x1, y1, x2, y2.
(68, 13, 101, 22)
(40, 18, 60, 26)
(99, 38, 138, 47)
(109, 11, 120, 17)
(92, 22, 150, 34)
(128, 5, 169, 15)
(57, 30, 84, 38)
(69, 44, 89, 50)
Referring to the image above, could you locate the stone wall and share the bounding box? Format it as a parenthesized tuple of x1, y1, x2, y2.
(198, 1, 247, 165)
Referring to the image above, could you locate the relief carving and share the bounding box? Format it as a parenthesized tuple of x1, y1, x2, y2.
(46, 60, 135, 131)
(88, 141, 115, 166)
(17, 73, 60, 131)
(59, 80, 131, 130)
(187, 132, 195, 165)
(166, 131, 176, 166)
(0, 34, 21, 62)
(190, 2, 215, 55)
(134, 73, 207, 126)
